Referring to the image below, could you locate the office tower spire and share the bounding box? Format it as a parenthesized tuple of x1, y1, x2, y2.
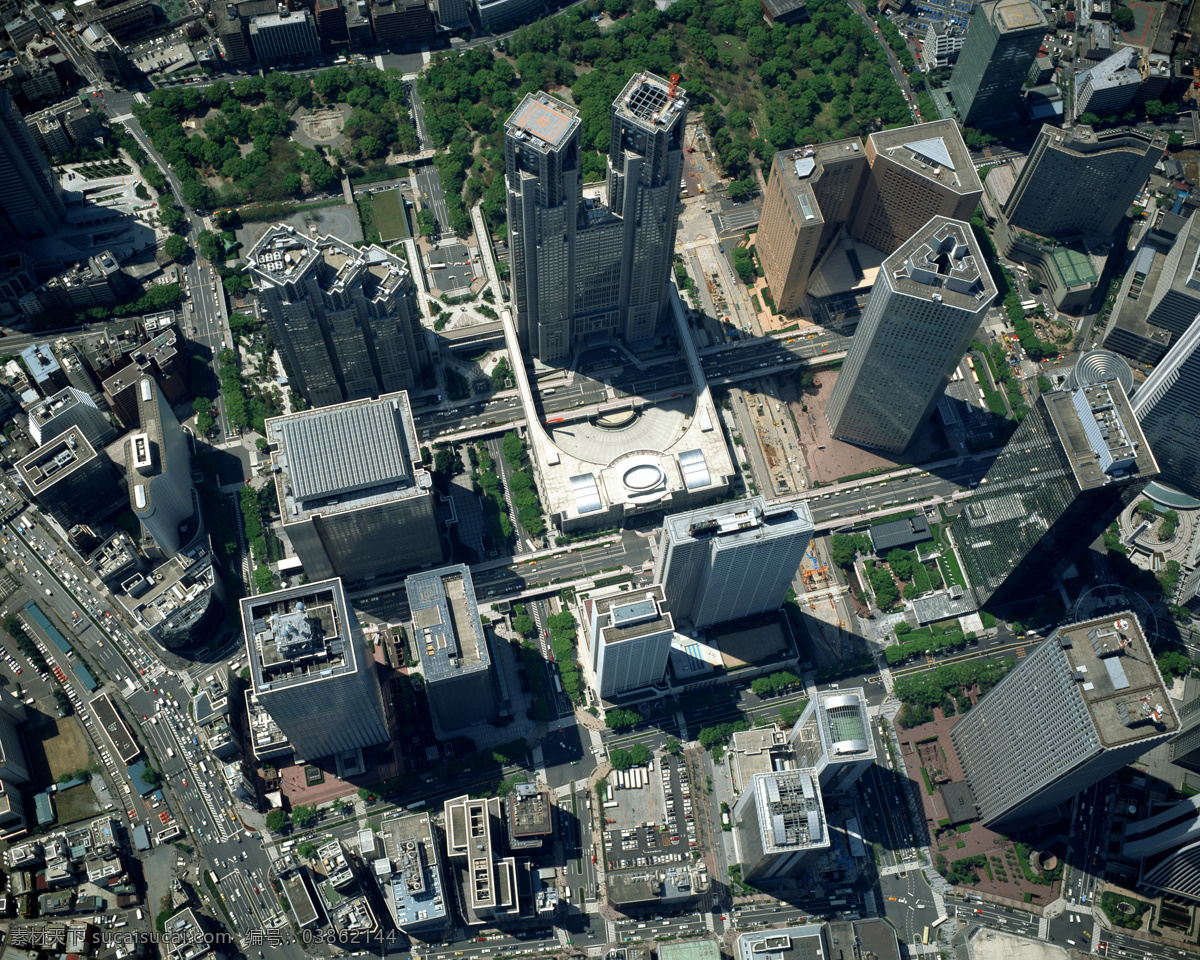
(825, 216, 996, 453)
(952, 380, 1158, 607)
(248, 225, 427, 409)
(0, 89, 67, 240)
(952, 613, 1178, 827)
(1130, 317, 1200, 500)
(948, 0, 1047, 127)
(505, 72, 687, 365)
(1000, 124, 1163, 241)
(654, 496, 813, 630)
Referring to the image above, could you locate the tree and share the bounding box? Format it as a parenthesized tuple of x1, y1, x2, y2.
(629, 743, 651, 766)
(1112, 5, 1135, 30)
(298, 841, 317, 859)
(331, 797, 347, 814)
(181, 179, 210, 209)
(291, 804, 319, 828)
(609, 748, 633, 770)
(159, 202, 185, 232)
(140, 767, 162, 786)
(163, 235, 187, 261)
(604, 708, 643, 731)
(887, 549, 914, 581)
(664, 738, 682, 756)
(197, 229, 224, 262)
(357, 786, 372, 801)
(265, 809, 288, 832)
(513, 613, 536, 637)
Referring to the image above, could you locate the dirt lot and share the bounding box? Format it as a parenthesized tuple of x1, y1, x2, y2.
(784, 368, 950, 485)
(24, 714, 94, 786)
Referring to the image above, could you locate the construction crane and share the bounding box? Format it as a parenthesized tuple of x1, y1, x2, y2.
(802, 566, 828, 589)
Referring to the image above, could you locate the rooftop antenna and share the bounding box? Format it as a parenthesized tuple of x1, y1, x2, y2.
(668, 73, 680, 99)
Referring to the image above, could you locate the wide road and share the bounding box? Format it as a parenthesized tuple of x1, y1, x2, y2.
(3, 509, 305, 960)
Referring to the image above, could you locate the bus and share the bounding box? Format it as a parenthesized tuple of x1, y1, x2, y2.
(1020, 299, 1038, 312)
(922, 927, 930, 945)
(931, 917, 947, 929)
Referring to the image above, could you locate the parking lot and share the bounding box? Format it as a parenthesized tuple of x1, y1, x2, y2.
(602, 756, 696, 872)
(426, 240, 477, 294)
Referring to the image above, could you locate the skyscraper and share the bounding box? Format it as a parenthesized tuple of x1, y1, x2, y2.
(26, 386, 117, 448)
(850, 121, 982, 255)
(654, 496, 813, 630)
(757, 139, 869, 316)
(127, 376, 197, 558)
(581, 583, 675, 700)
(1130, 317, 1200, 500)
(731, 770, 829, 882)
(951, 613, 1179, 827)
(15, 429, 125, 528)
(951, 380, 1158, 606)
(751, 122, 980, 316)
(442, 795, 520, 925)
(506, 72, 687, 364)
(1000, 124, 1163, 240)
(0, 88, 67, 240)
(787, 688, 877, 796)
(1168, 692, 1200, 776)
(1104, 210, 1200, 366)
(825, 216, 995, 453)
(405, 565, 498, 738)
(948, 0, 1047, 127)
(265, 393, 442, 582)
(247, 225, 427, 409)
(242, 578, 389, 760)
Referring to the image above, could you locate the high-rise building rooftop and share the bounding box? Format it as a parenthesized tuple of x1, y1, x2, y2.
(379, 813, 450, 936)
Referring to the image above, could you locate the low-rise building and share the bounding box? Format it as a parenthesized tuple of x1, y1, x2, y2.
(378, 813, 450, 939)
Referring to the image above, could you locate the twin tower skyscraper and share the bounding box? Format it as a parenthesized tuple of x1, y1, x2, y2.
(505, 73, 687, 364)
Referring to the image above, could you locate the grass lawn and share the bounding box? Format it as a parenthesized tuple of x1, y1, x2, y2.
(357, 194, 379, 246)
(373, 189, 411, 244)
(716, 35, 750, 66)
(911, 558, 934, 593)
(55, 783, 100, 824)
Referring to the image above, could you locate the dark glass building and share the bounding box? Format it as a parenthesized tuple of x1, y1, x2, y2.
(951, 380, 1158, 606)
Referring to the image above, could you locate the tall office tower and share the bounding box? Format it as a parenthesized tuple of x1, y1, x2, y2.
(405, 565, 497, 738)
(1104, 211, 1200, 365)
(1001, 125, 1163, 240)
(0, 89, 66, 240)
(607, 72, 688, 347)
(248, 7, 320, 61)
(825, 217, 995, 453)
(127, 377, 197, 557)
(266, 393, 441, 582)
(654, 496, 813, 631)
(1130, 318, 1200, 500)
(581, 583, 675, 700)
(787, 688, 877, 796)
(506, 92, 584, 364)
(850, 121, 982, 255)
(731, 770, 829, 882)
(15, 429, 125, 528)
(0, 711, 29, 789)
(379, 813, 451, 940)
(248, 225, 427, 409)
(506, 72, 687, 364)
(947, 0, 1047, 127)
(442, 795, 520, 925)
(951, 613, 1179, 827)
(757, 140, 869, 315)
(1168, 692, 1200, 775)
(952, 380, 1158, 606)
(26, 387, 117, 448)
(242, 579, 389, 761)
